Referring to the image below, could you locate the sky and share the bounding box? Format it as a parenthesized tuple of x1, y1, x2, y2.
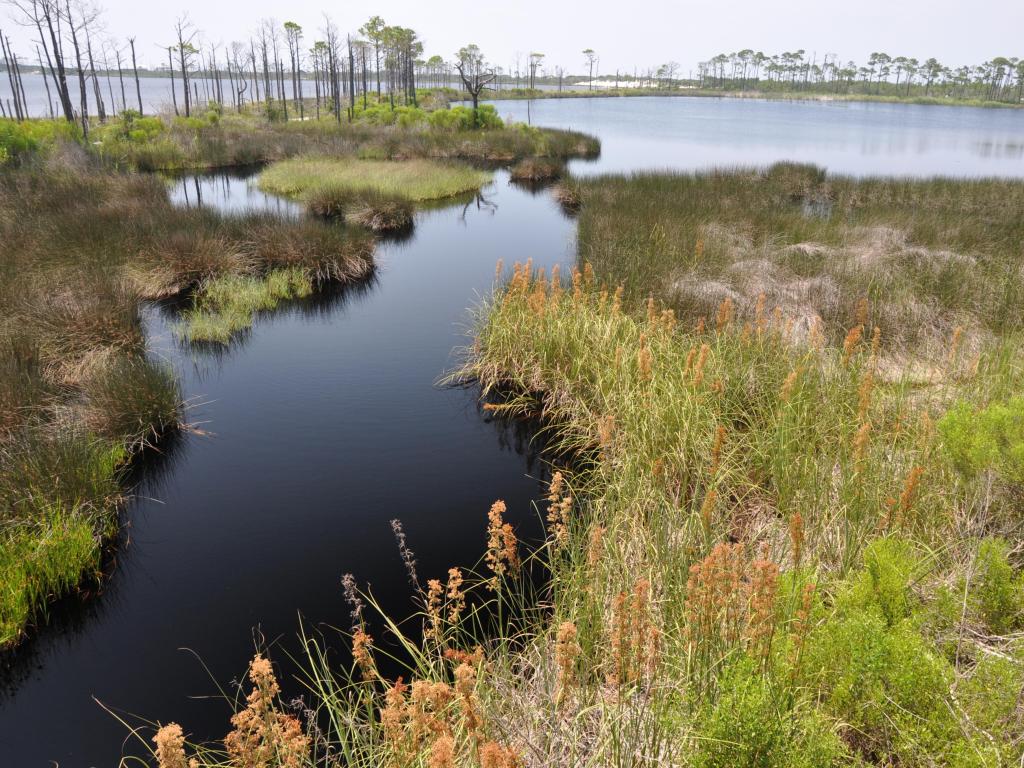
(3, 0, 1023, 74)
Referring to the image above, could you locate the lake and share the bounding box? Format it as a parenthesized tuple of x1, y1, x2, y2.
(1, 95, 1022, 766)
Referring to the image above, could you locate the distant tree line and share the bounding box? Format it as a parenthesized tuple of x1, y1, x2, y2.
(0, 1, 499, 127)
(697, 49, 1024, 102)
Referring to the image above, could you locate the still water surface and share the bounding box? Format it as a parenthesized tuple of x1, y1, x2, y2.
(491, 95, 1024, 176)
(2, 96, 1023, 766)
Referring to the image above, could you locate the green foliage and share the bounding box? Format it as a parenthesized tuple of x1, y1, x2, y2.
(427, 104, 503, 130)
(939, 398, 1024, 483)
(0, 506, 100, 646)
(0, 118, 80, 163)
(804, 541, 971, 764)
(958, 650, 1024, 765)
(694, 658, 848, 768)
(352, 102, 427, 127)
(972, 538, 1023, 634)
(176, 268, 314, 345)
(844, 537, 924, 625)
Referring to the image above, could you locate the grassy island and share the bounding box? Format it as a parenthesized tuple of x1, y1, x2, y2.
(258, 157, 493, 231)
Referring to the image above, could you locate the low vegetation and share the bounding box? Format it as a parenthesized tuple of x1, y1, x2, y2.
(147, 167, 1024, 767)
(59, 107, 599, 173)
(509, 157, 564, 183)
(258, 157, 490, 231)
(0, 148, 373, 646)
(568, 163, 1024, 357)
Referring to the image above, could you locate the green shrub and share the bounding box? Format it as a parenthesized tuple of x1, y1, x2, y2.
(972, 538, 1023, 634)
(427, 104, 503, 131)
(694, 658, 848, 768)
(0, 118, 80, 162)
(958, 650, 1024, 765)
(803, 540, 974, 764)
(845, 537, 923, 626)
(939, 398, 1024, 482)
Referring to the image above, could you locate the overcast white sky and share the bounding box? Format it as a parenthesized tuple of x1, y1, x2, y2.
(4, 0, 1023, 74)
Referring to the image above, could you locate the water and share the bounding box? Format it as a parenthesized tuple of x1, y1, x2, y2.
(3, 96, 1024, 766)
(489, 96, 1024, 177)
(0, 172, 575, 766)
(165, 166, 302, 216)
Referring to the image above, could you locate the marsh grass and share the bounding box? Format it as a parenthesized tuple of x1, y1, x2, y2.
(0, 151, 374, 646)
(177, 268, 314, 345)
(259, 157, 493, 203)
(573, 164, 1024, 361)
(509, 158, 564, 183)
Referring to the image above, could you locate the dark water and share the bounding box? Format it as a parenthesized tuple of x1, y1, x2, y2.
(3, 96, 1024, 766)
(0, 172, 575, 766)
(488, 96, 1024, 177)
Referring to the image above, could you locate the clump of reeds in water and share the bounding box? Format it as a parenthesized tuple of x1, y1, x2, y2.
(551, 180, 583, 214)
(305, 187, 414, 233)
(509, 158, 564, 183)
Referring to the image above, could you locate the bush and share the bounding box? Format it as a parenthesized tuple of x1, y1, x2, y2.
(427, 104, 503, 131)
(939, 398, 1024, 483)
(804, 540, 970, 763)
(972, 538, 1023, 634)
(0, 118, 80, 163)
(694, 658, 848, 768)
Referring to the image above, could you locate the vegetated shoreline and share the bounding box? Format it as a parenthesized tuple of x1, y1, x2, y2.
(481, 86, 1024, 110)
(0, 146, 375, 649)
(0, 109, 601, 650)
(147, 164, 1024, 767)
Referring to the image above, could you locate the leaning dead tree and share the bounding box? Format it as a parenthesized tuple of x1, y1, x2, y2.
(454, 43, 495, 125)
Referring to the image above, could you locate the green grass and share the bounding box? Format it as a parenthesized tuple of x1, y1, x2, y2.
(259, 157, 492, 203)
(177, 268, 314, 345)
(569, 164, 1024, 355)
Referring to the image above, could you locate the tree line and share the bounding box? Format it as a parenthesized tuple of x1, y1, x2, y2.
(0, 1, 530, 130)
(697, 49, 1024, 102)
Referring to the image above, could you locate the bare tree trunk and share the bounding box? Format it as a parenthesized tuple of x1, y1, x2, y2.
(115, 47, 126, 112)
(347, 37, 355, 120)
(38, 45, 54, 117)
(38, 2, 74, 121)
(0, 33, 23, 120)
(168, 46, 178, 115)
(129, 38, 142, 114)
(65, 2, 90, 136)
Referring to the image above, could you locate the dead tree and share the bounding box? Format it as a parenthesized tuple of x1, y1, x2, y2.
(455, 44, 495, 125)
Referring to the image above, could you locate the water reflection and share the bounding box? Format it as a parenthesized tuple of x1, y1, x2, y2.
(165, 165, 303, 217)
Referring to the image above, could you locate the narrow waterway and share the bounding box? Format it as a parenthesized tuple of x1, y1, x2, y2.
(2, 95, 1023, 766)
(0, 171, 575, 766)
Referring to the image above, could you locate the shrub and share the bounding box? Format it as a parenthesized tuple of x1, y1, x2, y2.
(0, 118, 79, 163)
(804, 541, 969, 763)
(694, 658, 848, 768)
(428, 104, 503, 131)
(939, 398, 1024, 483)
(845, 537, 923, 626)
(972, 538, 1023, 634)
